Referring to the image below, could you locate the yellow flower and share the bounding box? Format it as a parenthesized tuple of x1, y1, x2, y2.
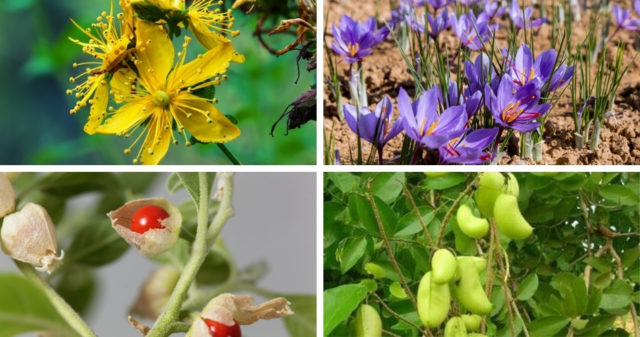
(187, 0, 242, 56)
(68, 1, 135, 135)
(131, 0, 185, 11)
(95, 21, 241, 165)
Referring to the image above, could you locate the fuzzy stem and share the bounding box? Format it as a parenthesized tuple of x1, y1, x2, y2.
(15, 262, 97, 337)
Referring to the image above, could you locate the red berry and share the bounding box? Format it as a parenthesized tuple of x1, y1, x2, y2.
(130, 205, 169, 234)
(204, 318, 241, 337)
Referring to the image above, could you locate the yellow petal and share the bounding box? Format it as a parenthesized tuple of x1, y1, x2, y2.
(111, 68, 137, 104)
(232, 0, 255, 8)
(95, 99, 154, 135)
(135, 20, 174, 90)
(169, 42, 235, 90)
(172, 94, 240, 143)
(140, 113, 172, 165)
(188, 18, 230, 50)
(84, 75, 109, 135)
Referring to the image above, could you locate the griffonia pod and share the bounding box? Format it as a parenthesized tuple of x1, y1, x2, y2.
(474, 173, 519, 218)
(131, 265, 181, 320)
(417, 272, 450, 328)
(456, 204, 489, 239)
(493, 194, 533, 240)
(187, 293, 294, 337)
(453, 258, 492, 315)
(444, 317, 468, 337)
(431, 249, 457, 283)
(0, 173, 15, 218)
(107, 198, 182, 257)
(0, 203, 63, 273)
(353, 304, 382, 337)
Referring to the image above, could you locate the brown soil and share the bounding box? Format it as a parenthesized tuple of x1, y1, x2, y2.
(324, 0, 640, 165)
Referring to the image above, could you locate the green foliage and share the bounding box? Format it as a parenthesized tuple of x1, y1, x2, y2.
(324, 172, 640, 337)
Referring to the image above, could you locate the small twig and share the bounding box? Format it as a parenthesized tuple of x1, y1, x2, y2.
(402, 185, 434, 248)
(435, 176, 477, 247)
(366, 181, 418, 310)
(370, 292, 429, 336)
(607, 240, 639, 337)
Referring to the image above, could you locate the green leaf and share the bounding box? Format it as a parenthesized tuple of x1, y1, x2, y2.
(167, 173, 216, 208)
(370, 172, 405, 203)
(527, 316, 570, 336)
(282, 295, 316, 337)
(323, 284, 367, 337)
(329, 173, 360, 194)
(550, 272, 588, 317)
(517, 274, 539, 301)
(395, 206, 435, 237)
(153, 239, 190, 269)
(600, 280, 632, 310)
(38, 172, 120, 197)
(0, 273, 78, 337)
(337, 237, 367, 274)
(576, 315, 617, 336)
(598, 185, 640, 206)
(423, 173, 466, 190)
(351, 194, 397, 235)
(66, 220, 129, 266)
(54, 267, 96, 316)
(195, 240, 234, 285)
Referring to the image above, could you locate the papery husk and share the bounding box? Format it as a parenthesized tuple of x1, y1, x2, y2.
(188, 293, 294, 337)
(0, 203, 63, 273)
(131, 265, 181, 320)
(107, 198, 182, 257)
(0, 173, 15, 217)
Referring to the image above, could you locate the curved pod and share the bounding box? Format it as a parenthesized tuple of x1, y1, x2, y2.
(456, 204, 489, 239)
(354, 304, 382, 337)
(417, 272, 451, 328)
(432, 249, 457, 283)
(444, 317, 468, 337)
(475, 173, 519, 218)
(493, 194, 533, 240)
(453, 259, 492, 315)
(461, 314, 482, 331)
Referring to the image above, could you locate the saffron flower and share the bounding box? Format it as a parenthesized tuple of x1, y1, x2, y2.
(427, 8, 451, 38)
(507, 44, 574, 92)
(331, 15, 390, 64)
(67, 1, 136, 134)
(439, 128, 499, 164)
(95, 21, 241, 164)
(482, 0, 505, 20)
(635, 0, 640, 16)
(397, 87, 467, 149)
(427, 0, 452, 10)
(485, 76, 550, 133)
(343, 96, 403, 150)
(465, 53, 498, 95)
(613, 3, 640, 31)
(451, 11, 497, 51)
(509, 0, 547, 29)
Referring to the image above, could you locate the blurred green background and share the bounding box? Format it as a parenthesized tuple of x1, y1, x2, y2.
(0, 0, 316, 165)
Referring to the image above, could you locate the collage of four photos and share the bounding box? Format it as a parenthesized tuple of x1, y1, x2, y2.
(0, 0, 638, 336)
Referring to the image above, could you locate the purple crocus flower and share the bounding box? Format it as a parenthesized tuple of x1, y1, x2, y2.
(465, 53, 498, 95)
(441, 80, 482, 118)
(451, 11, 498, 50)
(343, 96, 403, 148)
(635, 0, 640, 16)
(509, 0, 547, 29)
(427, 8, 451, 38)
(482, 0, 505, 20)
(506, 44, 574, 92)
(613, 4, 640, 31)
(428, 0, 453, 10)
(485, 76, 551, 132)
(397, 87, 468, 149)
(331, 15, 390, 64)
(439, 128, 499, 164)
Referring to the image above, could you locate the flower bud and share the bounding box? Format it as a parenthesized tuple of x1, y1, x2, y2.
(1, 203, 63, 273)
(107, 198, 182, 257)
(0, 173, 15, 218)
(131, 265, 181, 320)
(188, 293, 294, 337)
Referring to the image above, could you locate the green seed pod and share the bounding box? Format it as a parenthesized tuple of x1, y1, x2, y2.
(444, 317, 468, 337)
(453, 259, 492, 315)
(457, 256, 487, 273)
(354, 304, 382, 337)
(417, 272, 450, 328)
(456, 204, 489, 239)
(432, 249, 457, 283)
(475, 173, 519, 218)
(461, 314, 482, 331)
(493, 194, 533, 240)
(468, 334, 487, 337)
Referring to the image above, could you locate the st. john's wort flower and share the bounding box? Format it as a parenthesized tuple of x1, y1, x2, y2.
(343, 96, 404, 149)
(613, 3, 640, 31)
(439, 128, 498, 164)
(397, 87, 467, 149)
(509, 0, 547, 29)
(331, 15, 390, 64)
(485, 76, 550, 133)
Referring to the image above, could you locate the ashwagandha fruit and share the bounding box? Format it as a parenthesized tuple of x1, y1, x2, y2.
(0, 173, 15, 218)
(493, 194, 533, 240)
(453, 259, 492, 315)
(130, 205, 170, 234)
(0, 203, 63, 273)
(431, 249, 457, 283)
(461, 314, 482, 331)
(187, 293, 293, 337)
(131, 265, 181, 320)
(444, 317, 468, 337)
(417, 272, 450, 328)
(203, 318, 241, 337)
(475, 173, 519, 218)
(107, 198, 182, 257)
(353, 304, 382, 337)
(456, 204, 489, 239)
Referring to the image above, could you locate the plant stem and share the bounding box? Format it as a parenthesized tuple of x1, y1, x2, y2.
(146, 173, 225, 337)
(207, 173, 235, 242)
(15, 261, 97, 337)
(217, 144, 242, 165)
(435, 175, 477, 247)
